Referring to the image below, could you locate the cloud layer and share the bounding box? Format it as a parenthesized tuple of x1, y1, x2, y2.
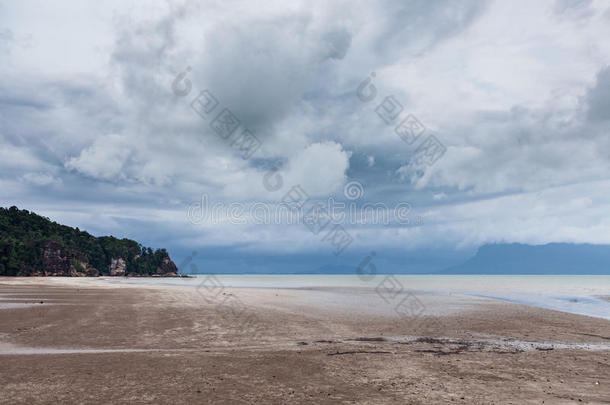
(1, 0, 610, 267)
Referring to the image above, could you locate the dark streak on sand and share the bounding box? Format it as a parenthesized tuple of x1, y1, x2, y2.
(328, 351, 392, 356)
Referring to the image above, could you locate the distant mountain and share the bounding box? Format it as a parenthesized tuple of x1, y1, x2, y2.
(443, 243, 610, 274)
(0, 206, 178, 277)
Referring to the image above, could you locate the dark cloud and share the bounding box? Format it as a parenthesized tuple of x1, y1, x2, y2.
(371, 0, 487, 58)
(194, 16, 353, 137)
(554, 0, 594, 18)
(586, 66, 610, 122)
(0, 29, 13, 54)
(323, 28, 352, 60)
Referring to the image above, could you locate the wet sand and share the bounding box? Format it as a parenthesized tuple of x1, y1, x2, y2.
(0, 277, 608, 404)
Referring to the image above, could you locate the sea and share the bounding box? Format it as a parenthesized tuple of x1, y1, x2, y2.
(104, 274, 610, 320)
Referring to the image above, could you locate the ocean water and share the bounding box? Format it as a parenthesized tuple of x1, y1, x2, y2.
(104, 275, 610, 320)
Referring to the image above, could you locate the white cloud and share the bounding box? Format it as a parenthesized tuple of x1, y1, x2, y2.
(283, 142, 350, 196)
(65, 134, 131, 181)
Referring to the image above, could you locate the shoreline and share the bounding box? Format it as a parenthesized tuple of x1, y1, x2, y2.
(87, 274, 610, 321)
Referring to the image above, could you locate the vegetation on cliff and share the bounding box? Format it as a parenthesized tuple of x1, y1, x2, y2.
(0, 206, 177, 276)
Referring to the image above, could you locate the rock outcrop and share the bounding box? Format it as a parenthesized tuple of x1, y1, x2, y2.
(43, 241, 71, 276)
(109, 258, 126, 276)
(159, 257, 178, 275)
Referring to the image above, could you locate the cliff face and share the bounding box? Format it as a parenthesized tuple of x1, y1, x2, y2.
(42, 241, 71, 276)
(160, 257, 178, 275)
(0, 206, 179, 277)
(36, 241, 178, 277)
(109, 258, 126, 276)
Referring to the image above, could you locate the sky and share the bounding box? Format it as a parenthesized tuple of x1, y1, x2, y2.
(1, 0, 610, 273)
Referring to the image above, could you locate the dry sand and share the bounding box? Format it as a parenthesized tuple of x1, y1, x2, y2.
(0, 277, 608, 404)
